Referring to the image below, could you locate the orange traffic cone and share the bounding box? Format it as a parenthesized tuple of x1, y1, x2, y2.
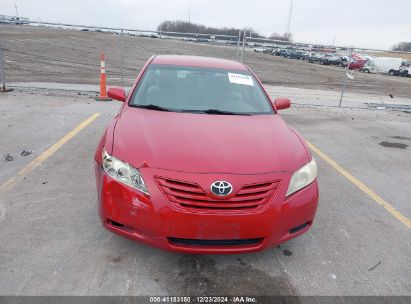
(95, 51, 112, 101)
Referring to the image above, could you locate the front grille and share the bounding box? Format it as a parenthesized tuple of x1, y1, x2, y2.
(156, 177, 280, 210)
(168, 237, 263, 247)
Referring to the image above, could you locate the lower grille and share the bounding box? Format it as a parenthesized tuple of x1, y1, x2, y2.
(107, 219, 134, 233)
(289, 222, 310, 234)
(168, 237, 263, 246)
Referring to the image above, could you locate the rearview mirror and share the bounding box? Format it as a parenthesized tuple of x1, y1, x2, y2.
(273, 98, 291, 110)
(107, 87, 126, 102)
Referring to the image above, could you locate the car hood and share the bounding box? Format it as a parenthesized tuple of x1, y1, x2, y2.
(112, 107, 309, 174)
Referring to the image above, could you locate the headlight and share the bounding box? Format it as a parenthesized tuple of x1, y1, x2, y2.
(102, 149, 149, 195)
(286, 158, 317, 197)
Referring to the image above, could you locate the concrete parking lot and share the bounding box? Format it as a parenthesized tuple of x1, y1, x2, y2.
(0, 90, 410, 297)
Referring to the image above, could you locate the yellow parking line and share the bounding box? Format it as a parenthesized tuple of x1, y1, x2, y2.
(0, 113, 100, 193)
(307, 141, 411, 229)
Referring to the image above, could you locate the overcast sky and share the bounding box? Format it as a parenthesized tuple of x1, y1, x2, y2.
(3, 0, 411, 50)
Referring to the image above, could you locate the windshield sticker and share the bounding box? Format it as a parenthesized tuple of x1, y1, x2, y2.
(228, 73, 254, 86)
(177, 70, 189, 78)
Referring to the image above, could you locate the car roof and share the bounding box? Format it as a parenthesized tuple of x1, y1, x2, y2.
(151, 55, 248, 71)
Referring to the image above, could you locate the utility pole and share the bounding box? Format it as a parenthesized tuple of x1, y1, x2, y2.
(240, 31, 246, 63)
(15, 4, 19, 18)
(236, 30, 241, 60)
(0, 41, 13, 92)
(332, 35, 335, 47)
(0, 41, 5, 91)
(339, 47, 353, 107)
(285, 0, 293, 39)
(188, 4, 191, 23)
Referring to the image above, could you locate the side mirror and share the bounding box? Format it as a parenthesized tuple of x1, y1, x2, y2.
(273, 98, 291, 110)
(107, 87, 126, 102)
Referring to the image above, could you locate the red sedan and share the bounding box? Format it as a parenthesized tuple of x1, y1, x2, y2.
(94, 55, 319, 254)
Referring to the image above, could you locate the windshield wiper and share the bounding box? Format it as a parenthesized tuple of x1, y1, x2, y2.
(179, 109, 250, 115)
(201, 109, 251, 116)
(134, 105, 250, 115)
(134, 104, 170, 112)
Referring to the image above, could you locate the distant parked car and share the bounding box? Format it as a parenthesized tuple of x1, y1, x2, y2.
(302, 52, 311, 60)
(320, 54, 342, 65)
(296, 51, 308, 60)
(339, 56, 349, 66)
(281, 50, 304, 59)
(273, 49, 287, 56)
(279, 49, 291, 58)
(307, 53, 323, 63)
(347, 60, 367, 70)
(360, 57, 403, 75)
(254, 47, 267, 53)
(342, 55, 367, 70)
(399, 61, 410, 77)
(140, 32, 159, 38)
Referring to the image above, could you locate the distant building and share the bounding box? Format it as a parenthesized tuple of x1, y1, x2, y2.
(0, 14, 29, 24)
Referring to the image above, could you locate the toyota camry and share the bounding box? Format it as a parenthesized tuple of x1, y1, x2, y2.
(94, 55, 319, 254)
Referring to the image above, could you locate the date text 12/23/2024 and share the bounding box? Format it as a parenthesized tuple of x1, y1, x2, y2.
(149, 296, 257, 303)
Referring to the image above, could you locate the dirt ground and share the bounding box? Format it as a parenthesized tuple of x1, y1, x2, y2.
(368, 51, 411, 61)
(1, 24, 410, 98)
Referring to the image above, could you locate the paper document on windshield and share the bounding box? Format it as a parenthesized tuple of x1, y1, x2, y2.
(228, 73, 254, 86)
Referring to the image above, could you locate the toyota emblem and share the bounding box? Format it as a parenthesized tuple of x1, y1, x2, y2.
(210, 181, 233, 196)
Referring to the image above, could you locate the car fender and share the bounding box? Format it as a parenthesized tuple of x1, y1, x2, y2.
(97, 55, 157, 163)
(288, 127, 312, 162)
(94, 119, 116, 164)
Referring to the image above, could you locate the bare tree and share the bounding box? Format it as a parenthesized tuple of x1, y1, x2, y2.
(391, 42, 411, 52)
(269, 32, 292, 41)
(157, 20, 264, 38)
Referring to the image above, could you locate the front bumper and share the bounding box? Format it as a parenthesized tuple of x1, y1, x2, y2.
(95, 165, 319, 254)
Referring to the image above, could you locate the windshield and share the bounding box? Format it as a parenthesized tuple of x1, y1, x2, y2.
(129, 64, 273, 115)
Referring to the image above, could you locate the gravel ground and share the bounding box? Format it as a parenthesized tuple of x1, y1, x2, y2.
(1, 24, 410, 98)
